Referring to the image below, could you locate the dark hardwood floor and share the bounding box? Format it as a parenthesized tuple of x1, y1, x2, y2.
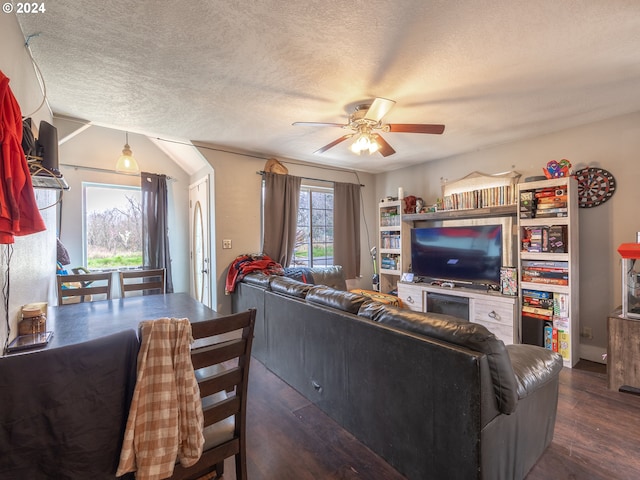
(217, 359, 640, 480)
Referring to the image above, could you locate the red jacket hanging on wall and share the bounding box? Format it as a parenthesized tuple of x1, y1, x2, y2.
(0, 70, 46, 243)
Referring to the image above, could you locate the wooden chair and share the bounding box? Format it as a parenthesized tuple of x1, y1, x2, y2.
(119, 268, 166, 297)
(170, 309, 256, 480)
(56, 272, 113, 305)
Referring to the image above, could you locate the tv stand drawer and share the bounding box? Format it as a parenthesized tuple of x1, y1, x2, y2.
(472, 300, 515, 344)
(397, 283, 424, 312)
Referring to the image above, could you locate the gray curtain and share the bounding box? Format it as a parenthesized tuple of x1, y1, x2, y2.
(334, 181, 361, 280)
(141, 172, 174, 292)
(262, 172, 301, 267)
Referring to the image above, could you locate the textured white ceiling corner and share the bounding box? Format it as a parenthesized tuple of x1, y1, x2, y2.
(15, 0, 640, 174)
(148, 137, 208, 176)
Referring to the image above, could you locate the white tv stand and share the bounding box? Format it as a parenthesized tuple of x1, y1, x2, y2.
(397, 282, 518, 345)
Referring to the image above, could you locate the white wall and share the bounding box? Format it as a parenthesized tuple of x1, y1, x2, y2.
(57, 125, 192, 295)
(1, 14, 56, 348)
(376, 111, 640, 362)
(193, 147, 377, 313)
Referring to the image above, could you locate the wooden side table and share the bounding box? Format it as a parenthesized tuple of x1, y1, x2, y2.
(607, 311, 640, 391)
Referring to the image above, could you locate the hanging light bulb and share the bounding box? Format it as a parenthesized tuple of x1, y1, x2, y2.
(350, 128, 379, 155)
(115, 132, 140, 174)
(368, 135, 379, 154)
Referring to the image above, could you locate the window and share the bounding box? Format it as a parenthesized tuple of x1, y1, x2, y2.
(293, 186, 334, 267)
(83, 183, 142, 269)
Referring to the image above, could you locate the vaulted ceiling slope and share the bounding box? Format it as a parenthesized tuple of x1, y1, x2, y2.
(15, 1, 640, 173)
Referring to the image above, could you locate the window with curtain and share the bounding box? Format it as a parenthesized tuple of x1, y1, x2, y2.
(261, 171, 360, 279)
(293, 186, 334, 267)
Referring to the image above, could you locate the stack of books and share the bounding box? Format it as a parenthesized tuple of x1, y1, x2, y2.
(521, 260, 569, 286)
(519, 185, 568, 219)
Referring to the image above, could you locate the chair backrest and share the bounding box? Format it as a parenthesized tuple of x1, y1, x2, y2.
(169, 309, 256, 480)
(119, 268, 166, 297)
(56, 272, 113, 305)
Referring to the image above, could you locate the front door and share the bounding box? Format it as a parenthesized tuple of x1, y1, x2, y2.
(189, 176, 211, 307)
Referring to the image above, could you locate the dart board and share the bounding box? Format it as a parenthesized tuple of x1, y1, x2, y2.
(575, 167, 616, 208)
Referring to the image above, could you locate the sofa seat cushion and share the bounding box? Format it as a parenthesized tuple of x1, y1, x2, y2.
(506, 344, 563, 399)
(350, 289, 403, 307)
(306, 285, 368, 314)
(270, 276, 314, 298)
(359, 303, 518, 414)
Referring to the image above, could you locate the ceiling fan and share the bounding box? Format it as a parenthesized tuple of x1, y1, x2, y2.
(293, 97, 445, 157)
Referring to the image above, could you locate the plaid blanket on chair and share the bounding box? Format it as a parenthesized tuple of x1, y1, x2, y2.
(117, 318, 204, 480)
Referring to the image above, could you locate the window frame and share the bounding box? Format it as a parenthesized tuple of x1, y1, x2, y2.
(82, 182, 142, 270)
(293, 184, 334, 268)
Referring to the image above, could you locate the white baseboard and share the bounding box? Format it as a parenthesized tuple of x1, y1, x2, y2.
(580, 343, 607, 364)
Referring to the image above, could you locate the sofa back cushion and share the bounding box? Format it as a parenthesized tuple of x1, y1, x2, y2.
(359, 303, 518, 414)
(269, 276, 313, 298)
(306, 285, 368, 314)
(241, 272, 273, 288)
(284, 266, 347, 290)
(309, 266, 347, 290)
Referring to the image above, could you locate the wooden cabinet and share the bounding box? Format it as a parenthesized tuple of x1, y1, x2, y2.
(517, 177, 579, 367)
(397, 282, 518, 344)
(607, 312, 640, 391)
(378, 201, 408, 294)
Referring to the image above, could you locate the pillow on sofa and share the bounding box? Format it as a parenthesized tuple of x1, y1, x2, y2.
(270, 276, 314, 298)
(306, 285, 368, 314)
(360, 304, 518, 414)
(283, 267, 315, 284)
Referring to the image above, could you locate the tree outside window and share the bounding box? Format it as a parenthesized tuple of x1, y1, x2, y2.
(83, 183, 142, 269)
(293, 186, 333, 267)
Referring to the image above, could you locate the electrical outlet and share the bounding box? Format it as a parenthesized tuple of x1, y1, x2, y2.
(222, 239, 232, 249)
(582, 326, 593, 339)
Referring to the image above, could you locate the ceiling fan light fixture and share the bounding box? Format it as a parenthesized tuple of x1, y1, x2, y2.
(115, 132, 140, 174)
(350, 132, 378, 155)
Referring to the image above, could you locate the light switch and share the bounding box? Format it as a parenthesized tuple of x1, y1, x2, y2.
(222, 239, 232, 249)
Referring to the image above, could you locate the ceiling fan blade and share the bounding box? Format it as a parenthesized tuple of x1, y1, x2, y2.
(313, 135, 354, 155)
(373, 134, 396, 157)
(292, 122, 347, 128)
(386, 123, 445, 134)
(364, 97, 396, 123)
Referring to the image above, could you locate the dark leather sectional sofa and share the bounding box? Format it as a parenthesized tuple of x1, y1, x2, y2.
(232, 268, 563, 480)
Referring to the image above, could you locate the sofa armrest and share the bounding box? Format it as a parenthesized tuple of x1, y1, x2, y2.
(506, 344, 563, 399)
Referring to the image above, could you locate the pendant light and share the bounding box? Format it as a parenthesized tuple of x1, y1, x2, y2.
(115, 132, 140, 174)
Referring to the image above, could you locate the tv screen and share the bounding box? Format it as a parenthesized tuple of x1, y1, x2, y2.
(411, 225, 503, 286)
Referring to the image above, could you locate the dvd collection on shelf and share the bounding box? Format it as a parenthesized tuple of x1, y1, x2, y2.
(442, 185, 516, 211)
(521, 225, 568, 253)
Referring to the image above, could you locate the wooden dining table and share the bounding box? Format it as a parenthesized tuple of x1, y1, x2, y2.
(1, 292, 221, 479)
(44, 292, 220, 349)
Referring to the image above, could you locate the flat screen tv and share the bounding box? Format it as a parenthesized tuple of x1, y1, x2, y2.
(411, 225, 503, 286)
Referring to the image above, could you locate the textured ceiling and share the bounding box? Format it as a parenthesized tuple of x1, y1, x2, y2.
(15, 0, 640, 174)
